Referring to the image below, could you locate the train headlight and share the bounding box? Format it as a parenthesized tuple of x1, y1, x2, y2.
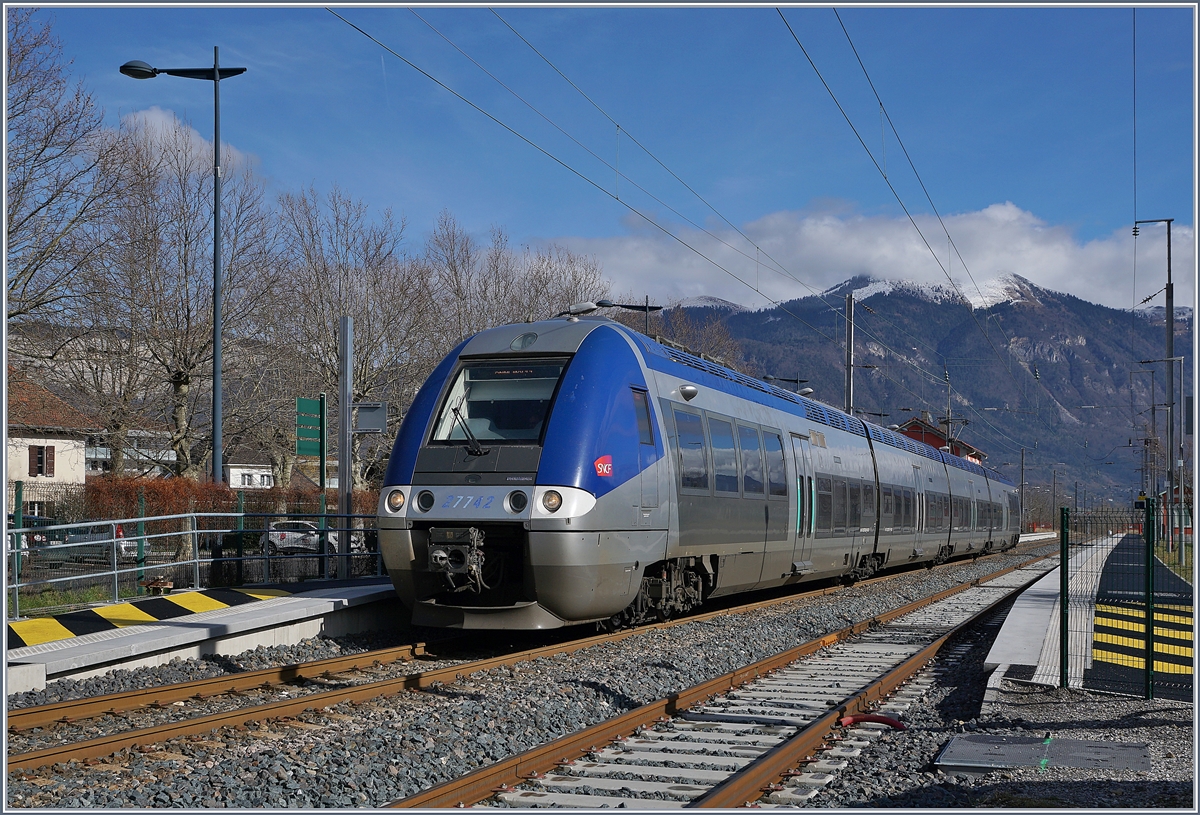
(541, 490, 563, 513)
(416, 490, 436, 512)
(507, 490, 528, 513)
(385, 489, 405, 512)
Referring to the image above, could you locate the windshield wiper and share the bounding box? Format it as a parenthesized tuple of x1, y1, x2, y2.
(452, 403, 489, 457)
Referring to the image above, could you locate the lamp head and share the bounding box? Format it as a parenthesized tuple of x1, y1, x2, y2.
(120, 60, 159, 80)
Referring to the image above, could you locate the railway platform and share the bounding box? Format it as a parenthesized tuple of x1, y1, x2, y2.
(985, 533, 1193, 701)
(6, 577, 401, 694)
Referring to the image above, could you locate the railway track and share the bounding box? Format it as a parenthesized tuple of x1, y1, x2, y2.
(7, 544, 1054, 776)
(389, 557, 1053, 808)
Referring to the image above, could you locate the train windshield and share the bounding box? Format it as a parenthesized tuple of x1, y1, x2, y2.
(430, 359, 568, 445)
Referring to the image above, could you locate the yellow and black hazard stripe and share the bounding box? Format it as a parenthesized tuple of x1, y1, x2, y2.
(1091, 602, 1194, 675)
(7, 587, 291, 649)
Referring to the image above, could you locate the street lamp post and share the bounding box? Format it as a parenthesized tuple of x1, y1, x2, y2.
(121, 49, 246, 485)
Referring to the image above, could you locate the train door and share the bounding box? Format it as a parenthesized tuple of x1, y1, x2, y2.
(790, 434, 815, 573)
(911, 464, 924, 556)
(967, 479, 977, 547)
(632, 390, 659, 522)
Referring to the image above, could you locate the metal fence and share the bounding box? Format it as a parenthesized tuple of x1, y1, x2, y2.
(1058, 502, 1193, 701)
(5, 510, 382, 621)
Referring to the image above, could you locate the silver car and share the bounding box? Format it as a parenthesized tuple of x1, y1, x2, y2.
(67, 523, 136, 563)
(260, 520, 338, 556)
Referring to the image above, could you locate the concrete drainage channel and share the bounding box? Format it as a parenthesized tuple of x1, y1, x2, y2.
(454, 564, 1051, 809)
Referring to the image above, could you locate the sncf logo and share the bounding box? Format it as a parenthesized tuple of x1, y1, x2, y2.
(594, 455, 613, 477)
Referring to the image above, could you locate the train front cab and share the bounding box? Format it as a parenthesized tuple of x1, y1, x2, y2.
(377, 321, 669, 629)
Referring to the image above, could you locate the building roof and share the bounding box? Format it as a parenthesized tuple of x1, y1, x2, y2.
(7, 370, 102, 435)
(896, 416, 986, 462)
(224, 445, 273, 467)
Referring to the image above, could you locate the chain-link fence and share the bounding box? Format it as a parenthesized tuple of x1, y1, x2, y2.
(1058, 503, 1193, 701)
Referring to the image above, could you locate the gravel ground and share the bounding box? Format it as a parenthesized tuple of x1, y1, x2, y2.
(6, 630, 421, 710)
(12, 546, 1187, 809)
(794, 607, 1194, 808)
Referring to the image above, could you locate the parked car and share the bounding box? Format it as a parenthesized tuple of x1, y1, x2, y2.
(260, 521, 339, 555)
(65, 523, 134, 563)
(6, 514, 63, 548)
(6, 514, 68, 570)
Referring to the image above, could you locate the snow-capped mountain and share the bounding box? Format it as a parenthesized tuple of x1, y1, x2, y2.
(818, 273, 1053, 310)
(669, 272, 1192, 500)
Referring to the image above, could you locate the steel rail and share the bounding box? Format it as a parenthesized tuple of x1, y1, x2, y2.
(7, 547, 1049, 774)
(6, 643, 430, 732)
(6, 578, 856, 772)
(388, 553, 1051, 807)
(689, 576, 1033, 806)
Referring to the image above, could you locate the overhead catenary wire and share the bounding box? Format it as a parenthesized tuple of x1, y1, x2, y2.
(487, 7, 974, 403)
(327, 8, 840, 346)
(833, 9, 1024, 371)
(379, 6, 964, 407)
(406, 7, 844, 343)
(335, 8, 1044, 439)
(778, 8, 1051, 443)
(490, 7, 960, 386)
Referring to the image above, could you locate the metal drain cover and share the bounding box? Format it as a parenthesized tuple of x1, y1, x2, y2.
(935, 735, 1151, 772)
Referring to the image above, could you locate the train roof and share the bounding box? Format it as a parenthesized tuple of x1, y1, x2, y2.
(458, 317, 1014, 488)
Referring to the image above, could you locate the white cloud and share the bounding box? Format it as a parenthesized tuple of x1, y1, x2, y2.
(120, 107, 254, 171)
(556, 202, 1195, 312)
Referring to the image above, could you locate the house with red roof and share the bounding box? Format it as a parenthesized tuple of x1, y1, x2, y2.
(896, 411, 987, 464)
(6, 369, 101, 489)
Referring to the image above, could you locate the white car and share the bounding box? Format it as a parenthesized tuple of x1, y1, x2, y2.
(260, 521, 338, 555)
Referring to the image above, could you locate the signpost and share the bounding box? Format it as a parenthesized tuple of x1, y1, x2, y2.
(297, 393, 327, 489)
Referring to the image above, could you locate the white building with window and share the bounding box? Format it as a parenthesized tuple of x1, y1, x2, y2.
(225, 446, 277, 490)
(6, 371, 99, 488)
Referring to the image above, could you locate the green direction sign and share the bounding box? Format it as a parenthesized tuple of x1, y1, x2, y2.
(297, 397, 323, 457)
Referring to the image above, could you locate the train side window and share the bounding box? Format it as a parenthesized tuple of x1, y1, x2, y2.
(862, 483, 875, 527)
(632, 390, 654, 445)
(816, 476, 833, 532)
(708, 416, 739, 494)
(848, 481, 861, 530)
(832, 477, 847, 533)
(738, 425, 764, 495)
(881, 486, 893, 530)
(764, 432, 788, 498)
(673, 409, 710, 491)
(902, 489, 913, 530)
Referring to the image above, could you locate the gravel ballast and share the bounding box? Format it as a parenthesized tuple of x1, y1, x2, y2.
(6, 547, 1193, 808)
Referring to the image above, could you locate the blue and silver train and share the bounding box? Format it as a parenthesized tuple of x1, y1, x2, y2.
(377, 314, 1020, 630)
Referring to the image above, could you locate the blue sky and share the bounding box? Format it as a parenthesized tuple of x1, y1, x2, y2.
(33, 5, 1196, 311)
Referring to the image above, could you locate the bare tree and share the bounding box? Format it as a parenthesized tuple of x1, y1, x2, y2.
(605, 295, 744, 369)
(6, 9, 119, 321)
(278, 185, 435, 490)
(98, 113, 277, 479)
(425, 217, 610, 331)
